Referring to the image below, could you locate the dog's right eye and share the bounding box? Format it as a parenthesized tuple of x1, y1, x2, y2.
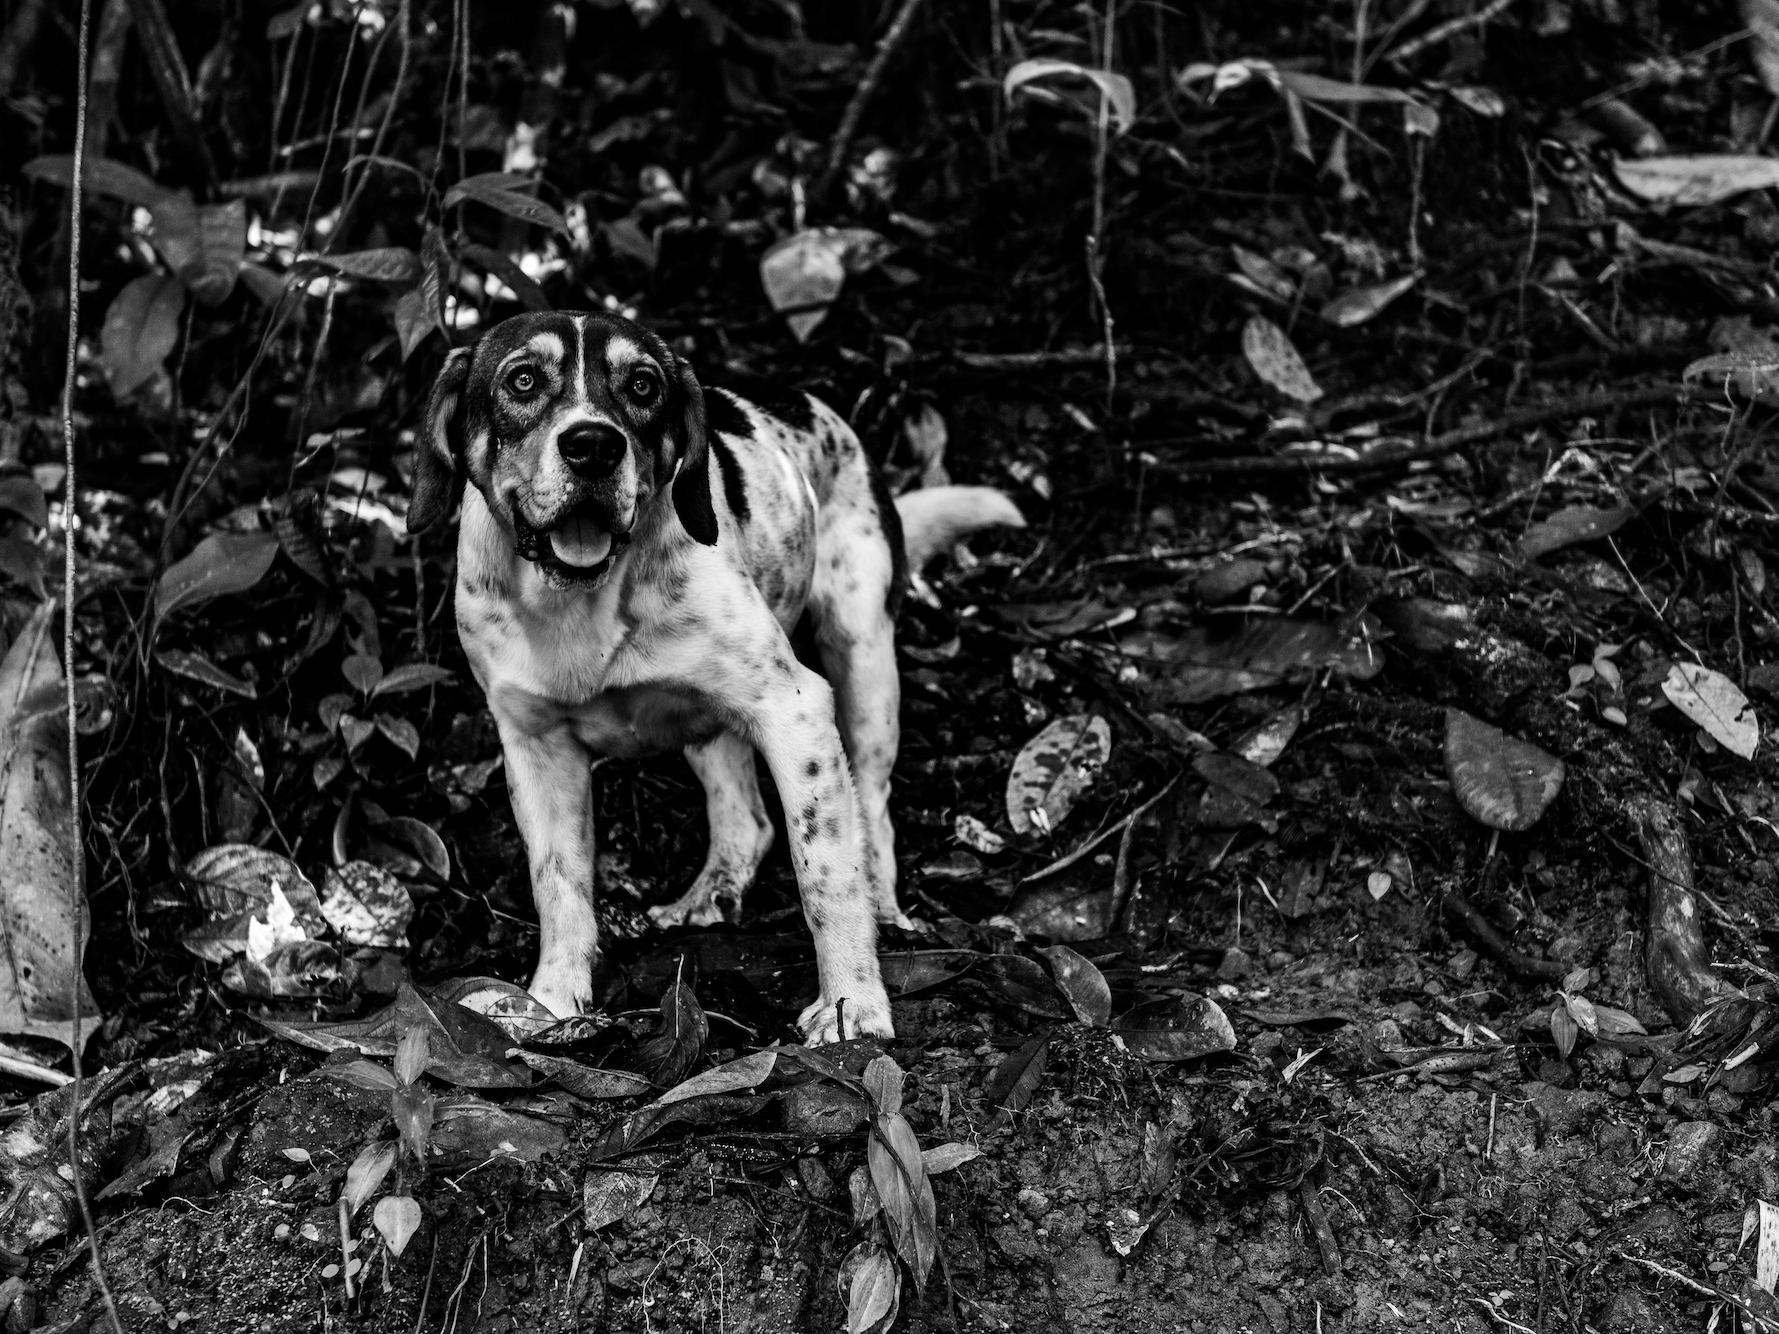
(507, 367, 538, 395)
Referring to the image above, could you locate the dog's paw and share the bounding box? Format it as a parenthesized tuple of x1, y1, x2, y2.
(798, 990, 895, 1045)
(528, 975, 592, 1021)
(647, 882, 741, 930)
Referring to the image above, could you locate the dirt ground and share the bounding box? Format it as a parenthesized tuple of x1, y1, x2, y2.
(7, 1, 1779, 1332)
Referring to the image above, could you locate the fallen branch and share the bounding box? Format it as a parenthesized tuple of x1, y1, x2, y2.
(1631, 797, 1740, 1022)
(1164, 383, 1693, 478)
(1019, 776, 1180, 887)
(1441, 891, 1566, 981)
(810, 0, 925, 211)
(955, 344, 1131, 373)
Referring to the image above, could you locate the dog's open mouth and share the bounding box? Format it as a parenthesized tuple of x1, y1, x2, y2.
(516, 503, 628, 583)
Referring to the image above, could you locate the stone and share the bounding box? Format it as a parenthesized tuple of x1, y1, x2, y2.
(1017, 1187, 1051, 1220)
(1218, 947, 1253, 980)
(1597, 1289, 1670, 1331)
(1660, 1121, 1723, 1187)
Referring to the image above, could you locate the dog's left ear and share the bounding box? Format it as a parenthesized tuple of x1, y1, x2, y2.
(669, 355, 719, 546)
(408, 345, 474, 534)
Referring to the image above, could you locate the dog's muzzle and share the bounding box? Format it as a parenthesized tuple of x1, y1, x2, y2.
(514, 501, 630, 583)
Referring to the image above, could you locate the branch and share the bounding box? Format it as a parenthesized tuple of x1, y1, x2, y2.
(810, 0, 926, 212)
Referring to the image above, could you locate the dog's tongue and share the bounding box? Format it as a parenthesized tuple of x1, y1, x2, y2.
(551, 510, 613, 568)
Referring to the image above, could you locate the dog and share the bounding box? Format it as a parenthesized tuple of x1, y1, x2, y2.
(407, 310, 1023, 1043)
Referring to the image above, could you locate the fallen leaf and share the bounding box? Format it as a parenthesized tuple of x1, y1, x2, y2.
(1444, 710, 1566, 830)
(583, 1169, 659, 1230)
(1516, 504, 1635, 560)
(921, 1142, 981, 1175)
(259, 982, 528, 1088)
(1114, 994, 1237, 1062)
(1663, 663, 1760, 759)
(655, 1049, 777, 1105)
(319, 861, 414, 949)
(433, 977, 556, 1040)
(868, 1107, 937, 1288)
(1321, 273, 1418, 327)
(1038, 944, 1112, 1027)
(1241, 315, 1323, 403)
(839, 1241, 901, 1334)
(0, 602, 101, 1051)
(1613, 155, 1779, 207)
(1005, 714, 1112, 837)
(635, 982, 707, 1088)
(518, 1053, 653, 1099)
(343, 1142, 395, 1217)
(984, 1035, 1048, 1127)
(759, 228, 884, 341)
(1123, 617, 1384, 703)
(954, 815, 1005, 854)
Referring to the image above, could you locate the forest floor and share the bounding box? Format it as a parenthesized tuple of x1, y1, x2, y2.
(5, 3, 1779, 1333)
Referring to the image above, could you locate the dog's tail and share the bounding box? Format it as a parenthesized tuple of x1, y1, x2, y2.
(894, 486, 1026, 570)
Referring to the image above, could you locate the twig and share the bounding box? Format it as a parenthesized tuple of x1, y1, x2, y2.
(58, 5, 125, 1333)
(953, 344, 1132, 373)
(1442, 891, 1565, 981)
(810, 0, 926, 210)
(1386, 0, 1522, 65)
(1299, 1180, 1343, 1276)
(1163, 384, 1693, 478)
(1019, 776, 1179, 887)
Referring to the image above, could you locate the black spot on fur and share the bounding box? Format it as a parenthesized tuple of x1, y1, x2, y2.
(805, 759, 821, 778)
(707, 434, 751, 523)
(705, 389, 754, 441)
(868, 466, 909, 618)
(748, 386, 818, 431)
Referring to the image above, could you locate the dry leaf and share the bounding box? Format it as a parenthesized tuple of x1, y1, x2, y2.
(1614, 155, 1779, 207)
(1663, 663, 1759, 759)
(1444, 709, 1566, 831)
(1241, 315, 1323, 403)
(1005, 714, 1112, 837)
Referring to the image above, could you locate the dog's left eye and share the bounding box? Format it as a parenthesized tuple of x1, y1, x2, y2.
(627, 374, 658, 403)
(508, 367, 539, 395)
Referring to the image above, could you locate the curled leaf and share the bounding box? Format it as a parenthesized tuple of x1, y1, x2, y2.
(1663, 663, 1759, 759)
(1444, 709, 1566, 831)
(1004, 58, 1137, 133)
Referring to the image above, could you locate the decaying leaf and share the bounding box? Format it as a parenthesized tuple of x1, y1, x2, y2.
(0, 604, 101, 1051)
(1444, 710, 1566, 831)
(1122, 618, 1384, 704)
(583, 1169, 659, 1231)
(1516, 504, 1635, 560)
(1320, 273, 1417, 327)
(1241, 315, 1323, 403)
(319, 861, 414, 949)
(343, 1142, 395, 1217)
(1114, 994, 1237, 1062)
(759, 228, 884, 341)
(1038, 944, 1112, 1027)
(984, 1034, 1048, 1127)
(1663, 663, 1760, 759)
(654, 1049, 777, 1105)
(839, 1241, 901, 1334)
(1005, 714, 1112, 837)
(1614, 155, 1779, 207)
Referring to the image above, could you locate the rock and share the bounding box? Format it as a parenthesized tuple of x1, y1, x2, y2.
(1017, 1187, 1051, 1220)
(1447, 949, 1478, 979)
(1526, 1083, 1606, 1135)
(1368, 1019, 1406, 1051)
(1601, 1205, 1691, 1253)
(1536, 1057, 1578, 1088)
(1660, 1121, 1722, 1187)
(1597, 1288, 1671, 1331)
(989, 1223, 1048, 1264)
(1217, 947, 1253, 980)
(1196, 558, 1269, 604)
(1390, 1001, 1424, 1022)
(780, 1083, 867, 1136)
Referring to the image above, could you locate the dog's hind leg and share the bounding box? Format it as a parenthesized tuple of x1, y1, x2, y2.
(649, 732, 774, 929)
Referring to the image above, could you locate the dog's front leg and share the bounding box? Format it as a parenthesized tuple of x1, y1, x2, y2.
(494, 714, 599, 1018)
(746, 665, 895, 1044)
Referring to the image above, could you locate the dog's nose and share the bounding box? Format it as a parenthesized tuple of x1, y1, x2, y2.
(556, 422, 628, 478)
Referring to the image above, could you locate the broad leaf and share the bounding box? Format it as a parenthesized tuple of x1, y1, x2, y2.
(1615, 155, 1779, 207)
(101, 273, 185, 399)
(1321, 274, 1418, 327)
(759, 227, 884, 341)
(1444, 710, 1566, 830)
(584, 1170, 658, 1230)
(868, 1110, 937, 1288)
(23, 154, 170, 209)
(1663, 663, 1759, 758)
(319, 861, 414, 950)
(372, 663, 454, 697)
(840, 1242, 900, 1334)
(373, 1195, 422, 1256)
(1516, 504, 1635, 560)
(1114, 994, 1236, 1062)
(1242, 314, 1322, 403)
(1004, 58, 1136, 132)
(155, 530, 280, 619)
(156, 648, 256, 698)
(0, 603, 103, 1050)
(313, 248, 422, 284)
(654, 1049, 777, 1105)
(1038, 944, 1112, 1027)
(343, 1142, 395, 1216)
(443, 175, 570, 238)
(151, 198, 246, 306)
(983, 1035, 1048, 1127)
(1005, 714, 1111, 837)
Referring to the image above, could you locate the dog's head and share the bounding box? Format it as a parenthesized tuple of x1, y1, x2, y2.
(407, 310, 716, 585)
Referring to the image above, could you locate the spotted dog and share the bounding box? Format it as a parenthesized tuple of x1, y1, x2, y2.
(408, 310, 1023, 1043)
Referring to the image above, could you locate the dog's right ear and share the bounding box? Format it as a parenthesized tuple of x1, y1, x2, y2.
(407, 345, 474, 535)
